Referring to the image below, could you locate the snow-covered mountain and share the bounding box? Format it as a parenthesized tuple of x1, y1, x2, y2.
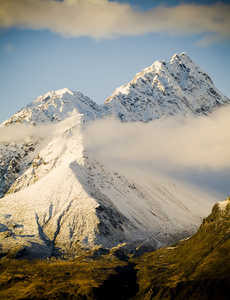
(2, 53, 229, 127)
(0, 53, 229, 259)
(0, 113, 218, 259)
(104, 52, 230, 121)
(1, 88, 106, 126)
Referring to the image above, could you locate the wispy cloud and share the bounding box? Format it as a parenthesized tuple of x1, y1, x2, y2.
(0, 0, 229, 43)
(0, 109, 81, 142)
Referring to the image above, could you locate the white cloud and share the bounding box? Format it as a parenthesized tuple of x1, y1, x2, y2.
(84, 106, 230, 172)
(0, 109, 80, 143)
(0, 0, 229, 43)
(0, 123, 54, 142)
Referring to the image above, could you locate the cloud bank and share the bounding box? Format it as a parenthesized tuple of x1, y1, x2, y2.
(0, 0, 230, 43)
(84, 106, 230, 196)
(84, 106, 230, 172)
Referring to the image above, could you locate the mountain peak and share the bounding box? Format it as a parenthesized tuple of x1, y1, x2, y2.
(2, 88, 105, 126)
(171, 52, 192, 63)
(104, 53, 230, 122)
(171, 53, 180, 60)
(179, 51, 192, 60)
(34, 88, 74, 104)
(0, 53, 229, 260)
(1, 53, 230, 127)
(56, 87, 73, 95)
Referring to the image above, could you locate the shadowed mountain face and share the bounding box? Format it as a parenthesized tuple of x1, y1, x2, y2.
(0, 198, 229, 299)
(0, 53, 229, 259)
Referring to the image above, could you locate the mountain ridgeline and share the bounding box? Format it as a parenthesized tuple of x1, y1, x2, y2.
(0, 53, 229, 261)
(2, 52, 229, 126)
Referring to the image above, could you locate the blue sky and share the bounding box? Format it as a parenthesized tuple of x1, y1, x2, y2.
(0, 0, 230, 124)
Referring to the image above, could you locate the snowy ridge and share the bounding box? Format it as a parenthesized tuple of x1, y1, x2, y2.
(1, 88, 106, 126)
(0, 53, 229, 258)
(104, 52, 230, 122)
(2, 53, 230, 127)
(0, 89, 108, 198)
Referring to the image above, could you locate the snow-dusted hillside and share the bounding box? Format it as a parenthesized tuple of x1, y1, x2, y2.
(0, 113, 218, 259)
(0, 89, 108, 198)
(0, 53, 229, 259)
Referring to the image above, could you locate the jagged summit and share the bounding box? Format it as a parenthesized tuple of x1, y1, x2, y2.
(2, 88, 105, 126)
(104, 52, 229, 122)
(2, 52, 229, 127)
(171, 52, 192, 62)
(33, 88, 74, 104)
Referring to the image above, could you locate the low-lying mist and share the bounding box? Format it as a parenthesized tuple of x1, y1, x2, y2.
(1, 107, 229, 197)
(84, 106, 230, 197)
(0, 110, 81, 143)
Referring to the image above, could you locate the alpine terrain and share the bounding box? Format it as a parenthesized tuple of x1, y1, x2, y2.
(0, 52, 229, 260)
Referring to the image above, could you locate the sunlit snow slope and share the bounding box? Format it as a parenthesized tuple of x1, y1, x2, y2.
(0, 53, 229, 259)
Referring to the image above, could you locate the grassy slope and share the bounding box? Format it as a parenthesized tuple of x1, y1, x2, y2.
(0, 254, 127, 299)
(0, 198, 229, 300)
(133, 198, 230, 299)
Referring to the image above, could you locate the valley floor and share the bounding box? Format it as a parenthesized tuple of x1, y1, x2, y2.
(0, 244, 229, 300)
